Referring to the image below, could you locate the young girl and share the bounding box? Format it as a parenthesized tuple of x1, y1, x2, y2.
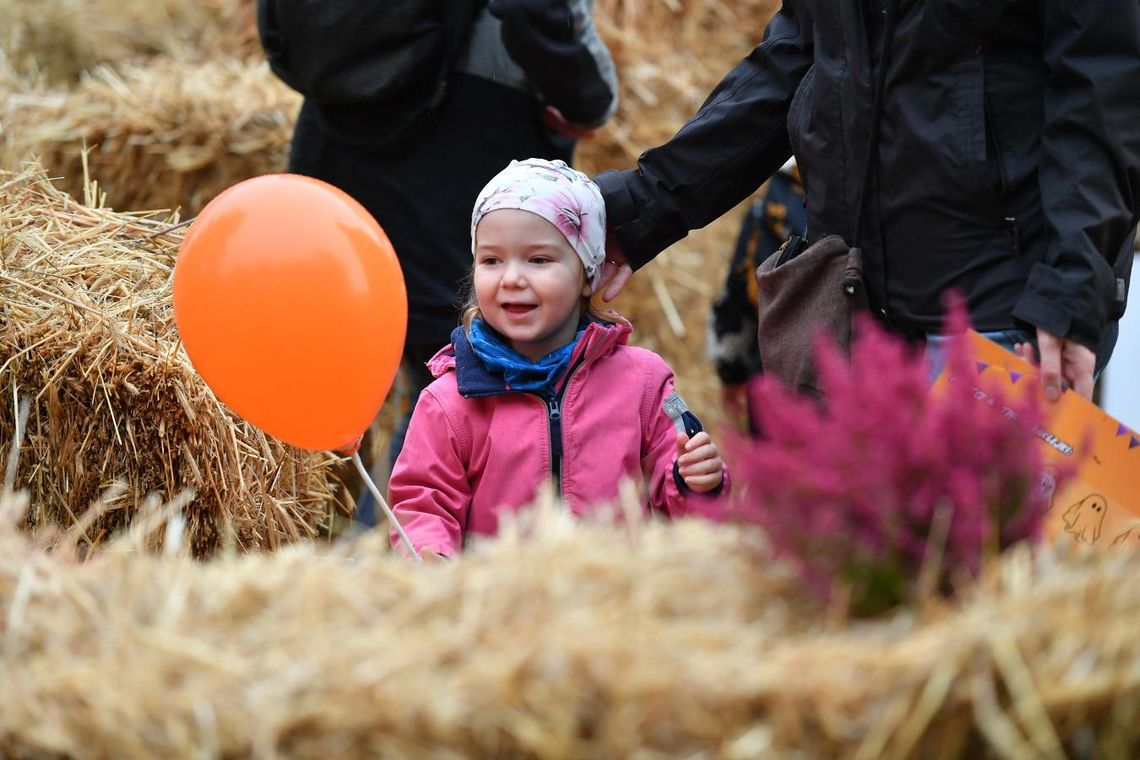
(389, 158, 727, 559)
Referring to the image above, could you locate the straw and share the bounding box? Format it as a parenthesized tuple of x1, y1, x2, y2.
(1, 55, 299, 217)
(0, 0, 258, 85)
(0, 493, 1136, 758)
(0, 163, 343, 556)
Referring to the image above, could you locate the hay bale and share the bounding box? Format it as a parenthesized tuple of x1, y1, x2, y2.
(0, 0, 257, 84)
(0, 493, 1136, 758)
(1, 55, 300, 215)
(0, 163, 343, 556)
(581, 0, 779, 172)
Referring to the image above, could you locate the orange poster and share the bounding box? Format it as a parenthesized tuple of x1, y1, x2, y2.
(934, 331, 1140, 549)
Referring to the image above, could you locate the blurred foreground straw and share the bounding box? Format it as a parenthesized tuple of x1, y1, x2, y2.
(0, 490, 1137, 758)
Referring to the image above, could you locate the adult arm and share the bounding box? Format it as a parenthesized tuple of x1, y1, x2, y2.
(595, 3, 812, 271)
(387, 390, 472, 557)
(1012, 0, 1140, 394)
(490, 0, 618, 128)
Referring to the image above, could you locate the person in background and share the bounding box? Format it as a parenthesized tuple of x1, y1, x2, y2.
(707, 159, 805, 434)
(282, 1, 619, 524)
(389, 159, 727, 559)
(594, 1, 1139, 405)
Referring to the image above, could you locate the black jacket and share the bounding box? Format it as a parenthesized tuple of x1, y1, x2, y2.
(598, 0, 1140, 352)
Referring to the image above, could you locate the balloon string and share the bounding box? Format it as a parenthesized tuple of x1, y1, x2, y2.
(351, 452, 419, 561)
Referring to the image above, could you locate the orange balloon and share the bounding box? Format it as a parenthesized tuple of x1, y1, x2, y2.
(173, 174, 407, 451)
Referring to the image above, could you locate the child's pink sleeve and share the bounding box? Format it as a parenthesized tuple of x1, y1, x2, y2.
(388, 390, 471, 557)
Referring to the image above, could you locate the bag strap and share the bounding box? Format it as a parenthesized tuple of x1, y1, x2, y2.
(850, 0, 899, 251)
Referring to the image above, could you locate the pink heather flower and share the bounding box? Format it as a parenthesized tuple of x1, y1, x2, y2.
(730, 295, 1065, 613)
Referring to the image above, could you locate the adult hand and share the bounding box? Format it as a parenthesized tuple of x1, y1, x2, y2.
(541, 105, 602, 139)
(676, 431, 724, 493)
(597, 232, 633, 301)
(1020, 328, 1096, 402)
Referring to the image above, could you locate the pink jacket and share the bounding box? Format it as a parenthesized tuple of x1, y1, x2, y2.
(388, 320, 728, 556)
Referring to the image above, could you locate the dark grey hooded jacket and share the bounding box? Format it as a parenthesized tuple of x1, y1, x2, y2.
(598, 0, 1140, 353)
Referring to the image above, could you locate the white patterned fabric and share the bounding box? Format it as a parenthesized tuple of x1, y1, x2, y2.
(471, 158, 607, 290)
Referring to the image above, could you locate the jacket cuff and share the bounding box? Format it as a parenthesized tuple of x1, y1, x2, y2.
(672, 460, 727, 497)
(1012, 263, 1101, 351)
(595, 169, 655, 270)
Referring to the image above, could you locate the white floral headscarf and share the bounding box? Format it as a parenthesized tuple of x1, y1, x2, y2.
(471, 158, 607, 290)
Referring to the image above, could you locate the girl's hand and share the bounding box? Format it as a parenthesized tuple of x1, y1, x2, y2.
(418, 548, 447, 563)
(676, 432, 724, 493)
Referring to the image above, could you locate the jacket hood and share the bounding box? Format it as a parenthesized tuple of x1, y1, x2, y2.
(426, 316, 633, 397)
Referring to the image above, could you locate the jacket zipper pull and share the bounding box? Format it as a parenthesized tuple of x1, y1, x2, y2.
(547, 398, 563, 457)
(546, 396, 564, 494)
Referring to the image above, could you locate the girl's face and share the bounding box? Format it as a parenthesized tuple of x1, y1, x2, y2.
(474, 209, 592, 361)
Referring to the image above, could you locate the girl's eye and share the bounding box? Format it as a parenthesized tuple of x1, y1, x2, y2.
(478, 257, 500, 266)
(530, 256, 552, 265)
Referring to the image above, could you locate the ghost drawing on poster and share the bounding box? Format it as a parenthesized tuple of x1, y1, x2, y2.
(1062, 494, 1108, 544)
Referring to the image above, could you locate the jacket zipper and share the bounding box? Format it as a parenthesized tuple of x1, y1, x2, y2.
(537, 352, 589, 500)
(983, 94, 1019, 255)
(545, 395, 564, 495)
(983, 94, 1009, 197)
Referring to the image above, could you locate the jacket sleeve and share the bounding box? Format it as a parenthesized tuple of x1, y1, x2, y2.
(640, 360, 730, 519)
(387, 389, 471, 557)
(1011, 0, 1140, 350)
(595, 2, 812, 269)
(489, 0, 618, 127)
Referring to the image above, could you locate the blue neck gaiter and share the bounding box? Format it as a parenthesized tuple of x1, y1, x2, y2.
(467, 319, 584, 394)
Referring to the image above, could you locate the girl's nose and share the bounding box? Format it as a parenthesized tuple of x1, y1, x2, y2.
(502, 259, 526, 286)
